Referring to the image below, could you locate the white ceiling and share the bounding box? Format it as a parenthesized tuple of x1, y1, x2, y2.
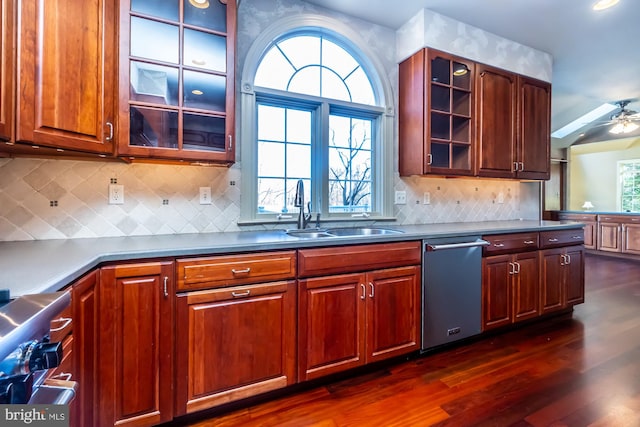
(305, 0, 640, 149)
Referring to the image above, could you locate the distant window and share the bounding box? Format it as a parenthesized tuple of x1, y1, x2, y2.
(619, 160, 640, 212)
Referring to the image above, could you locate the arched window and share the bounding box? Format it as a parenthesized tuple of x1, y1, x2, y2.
(239, 18, 394, 225)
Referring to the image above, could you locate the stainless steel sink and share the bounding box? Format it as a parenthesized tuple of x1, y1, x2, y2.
(285, 227, 404, 239)
(326, 227, 404, 236)
(285, 229, 334, 238)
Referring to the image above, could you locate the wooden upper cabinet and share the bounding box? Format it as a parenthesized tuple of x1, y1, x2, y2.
(475, 64, 517, 178)
(15, 0, 116, 154)
(0, 0, 14, 142)
(399, 48, 475, 176)
(518, 76, 551, 180)
(399, 49, 550, 180)
(117, 0, 236, 164)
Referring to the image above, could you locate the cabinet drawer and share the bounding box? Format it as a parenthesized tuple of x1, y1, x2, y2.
(482, 232, 538, 255)
(176, 251, 296, 291)
(540, 229, 584, 248)
(182, 281, 293, 304)
(598, 215, 630, 223)
(297, 241, 421, 277)
(558, 213, 597, 222)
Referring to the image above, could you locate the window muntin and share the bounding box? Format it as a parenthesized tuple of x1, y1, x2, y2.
(619, 160, 640, 212)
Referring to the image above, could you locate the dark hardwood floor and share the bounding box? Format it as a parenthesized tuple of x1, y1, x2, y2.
(179, 253, 640, 426)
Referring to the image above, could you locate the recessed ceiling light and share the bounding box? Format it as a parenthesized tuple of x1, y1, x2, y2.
(189, 0, 210, 9)
(192, 89, 204, 95)
(593, 0, 619, 11)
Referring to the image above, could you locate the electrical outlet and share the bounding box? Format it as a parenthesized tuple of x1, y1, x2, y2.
(497, 192, 504, 204)
(394, 190, 407, 205)
(199, 187, 212, 205)
(109, 184, 124, 205)
(423, 192, 431, 205)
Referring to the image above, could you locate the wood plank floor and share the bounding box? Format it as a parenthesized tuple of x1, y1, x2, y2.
(176, 253, 640, 427)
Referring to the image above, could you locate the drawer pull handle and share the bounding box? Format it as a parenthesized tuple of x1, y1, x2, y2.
(360, 284, 366, 300)
(548, 238, 559, 242)
(523, 240, 535, 244)
(231, 290, 251, 298)
(231, 268, 251, 275)
(163, 276, 169, 298)
(369, 283, 375, 298)
(572, 235, 582, 239)
(50, 318, 72, 332)
(52, 372, 73, 381)
(493, 243, 505, 247)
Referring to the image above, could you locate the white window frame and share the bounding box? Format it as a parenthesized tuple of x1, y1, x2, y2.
(617, 159, 640, 212)
(238, 14, 395, 226)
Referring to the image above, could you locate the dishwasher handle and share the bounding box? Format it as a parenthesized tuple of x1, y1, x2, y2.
(426, 240, 490, 251)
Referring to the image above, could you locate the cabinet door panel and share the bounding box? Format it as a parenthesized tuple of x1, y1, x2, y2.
(565, 247, 584, 306)
(17, 0, 115, 153)
(622, 223, 640, 255)
(518, 76, 550, 179)
(298, 274, 365, 381)
(366, 266, 420, 363)
(597, 222, 622, 252)
(512, 252, 539, 322)
(99, 262, 174, 427)
(0, 0, 13, 141)
(175, 281, 296, 415)
(540, 248, 564, 314)
(71, 271, 99, 427)
(482, 255, 512, 330)
(476, 65, 517, 178)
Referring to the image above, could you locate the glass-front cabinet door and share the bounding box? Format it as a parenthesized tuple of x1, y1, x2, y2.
(118, 0, 236, 164)
(426, 50, 474, 175)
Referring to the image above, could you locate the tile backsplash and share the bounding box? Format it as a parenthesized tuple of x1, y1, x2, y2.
(0, 158, 539, 241)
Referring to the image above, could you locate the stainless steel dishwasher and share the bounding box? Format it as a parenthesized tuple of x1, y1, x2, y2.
(422, 236, 489, 351)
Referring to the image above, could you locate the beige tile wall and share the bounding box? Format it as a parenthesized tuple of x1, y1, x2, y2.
(0, 158, 538, 241)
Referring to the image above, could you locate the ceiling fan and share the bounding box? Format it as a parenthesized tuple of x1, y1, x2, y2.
(599, 100, 640, 134)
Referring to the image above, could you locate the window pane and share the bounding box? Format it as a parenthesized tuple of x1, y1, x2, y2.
(183, 70, 226, 111)
(130, 62, 179, 106)
(321, 68, 350, 102)
(329, 115, 372, 212)
(286, 144, 310, 178)
(258, 105, 285, 141)
(288, 67, 320, 97)
(258, 141, 284, 177)
(322, 39, 358, 79)
(130, 17, 179, 64)
(184, 29, 226, 73)
(278, 36, 320, 70)
(345, 67, 375, 105)
(286, 109, 311, 144)
(254, 48, 294, 90)
(258, 178, 285, 213)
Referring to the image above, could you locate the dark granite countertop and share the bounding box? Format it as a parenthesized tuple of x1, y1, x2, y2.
(0, 220, 584, 297)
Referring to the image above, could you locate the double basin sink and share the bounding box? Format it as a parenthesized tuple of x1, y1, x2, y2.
(285, 227, 403, 239)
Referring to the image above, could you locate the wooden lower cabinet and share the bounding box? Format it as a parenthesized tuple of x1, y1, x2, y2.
(482, 251, 539, 330)
(298, 266, 421, 381)
(175, 280, 297, 415)
(70, 271, 99, 427)
(597, 220, 622, 252)
(622, 223, 640, 255)
(540, 246, 585, 314)
(99, 261, 174, 427)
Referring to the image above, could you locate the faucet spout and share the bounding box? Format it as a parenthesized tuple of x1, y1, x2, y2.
(294, 179, 311, 229)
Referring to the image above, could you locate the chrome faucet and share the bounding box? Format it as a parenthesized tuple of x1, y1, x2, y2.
(294, 179, 312, 229)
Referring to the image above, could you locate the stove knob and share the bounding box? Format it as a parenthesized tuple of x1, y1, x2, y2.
(28, 342, 62, 372)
